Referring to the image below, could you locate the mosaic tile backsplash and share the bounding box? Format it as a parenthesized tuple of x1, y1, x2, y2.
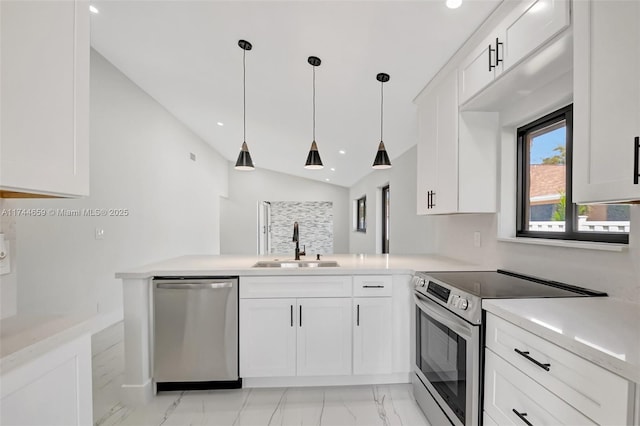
(270, 201, 333, 255)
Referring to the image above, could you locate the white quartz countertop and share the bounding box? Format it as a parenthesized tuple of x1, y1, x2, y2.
(0, 312, 118, 374)
(483, 297, 640, 384)
(116, 254, 491, 279)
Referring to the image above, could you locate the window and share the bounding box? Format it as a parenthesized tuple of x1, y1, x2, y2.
(356, 196, 366, 232)
(516, 105, 629, 243)
(382, 185, 390, 253)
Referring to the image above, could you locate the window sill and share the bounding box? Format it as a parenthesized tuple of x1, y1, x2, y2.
(497, 237, 628, 252)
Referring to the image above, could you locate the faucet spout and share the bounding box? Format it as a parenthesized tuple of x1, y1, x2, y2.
(293, 222, 305, 260)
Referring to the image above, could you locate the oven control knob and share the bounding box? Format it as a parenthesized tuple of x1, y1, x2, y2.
(459, 298, 469, 310)
(419, 279, 426, 288)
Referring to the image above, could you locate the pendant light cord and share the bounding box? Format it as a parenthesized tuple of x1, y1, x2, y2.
(312, 65, 316, 142)
(380, 79, 384, 141)
(243, 47, 247, 142)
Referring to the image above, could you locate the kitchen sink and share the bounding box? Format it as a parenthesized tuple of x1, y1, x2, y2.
(252, 260, 340, 268)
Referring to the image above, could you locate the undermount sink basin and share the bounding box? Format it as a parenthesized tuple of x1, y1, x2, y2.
(252, 260, 340, 268)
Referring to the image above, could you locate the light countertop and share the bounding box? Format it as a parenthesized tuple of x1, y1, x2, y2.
(483, 297, 640, 384)
(0, 311, 120, 374)
(116, 254, 492, 279)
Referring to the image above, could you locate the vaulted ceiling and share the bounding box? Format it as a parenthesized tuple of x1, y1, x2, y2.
(90, 0, 501, 187)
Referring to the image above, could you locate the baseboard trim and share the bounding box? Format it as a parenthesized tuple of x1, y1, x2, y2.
(243, 372, 411, 388)
(121, 380, 153, 405)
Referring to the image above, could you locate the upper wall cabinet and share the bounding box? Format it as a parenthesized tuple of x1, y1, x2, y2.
(573, 0, 640, 203)
(459, 0, 570, 105)
(416, 73, 499, 215)
(0, 0, 90, 198)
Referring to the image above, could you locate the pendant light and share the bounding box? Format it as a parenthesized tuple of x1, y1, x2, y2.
(372, 72, 392, 169)
(305, 56, 323, 170)
(234, 39, 254, 171)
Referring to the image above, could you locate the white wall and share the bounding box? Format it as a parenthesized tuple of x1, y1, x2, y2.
(349, 146, 435, 255)
(3, 50, 228, 317)
(220, 167, 349, 255)
(0, 199, 18, 318)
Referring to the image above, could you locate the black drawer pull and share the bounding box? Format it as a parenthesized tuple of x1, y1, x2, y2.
(514, 349, 550, 371)
(634, 136, 639, 185)
(299, 305, 302, 327)
(362, 285, 384, 288)
(356, 304, 360, 326)
(290, 305, 294, 327)
(495, 38, 503, 65)
(512, 409, 533, 426)
(488, 44, 495, 71)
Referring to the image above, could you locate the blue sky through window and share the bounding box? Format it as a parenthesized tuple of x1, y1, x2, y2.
(530, 127, 565, 164)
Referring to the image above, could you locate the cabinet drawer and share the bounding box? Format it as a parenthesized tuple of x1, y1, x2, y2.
(353, 276, 392, 297)
(240, 276, 352, 298)
(484, 349, 596, 425)
(486, 313, 631, 425)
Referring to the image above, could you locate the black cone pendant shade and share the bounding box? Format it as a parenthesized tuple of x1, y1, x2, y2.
(234, 39, 255, 171)
(305, 56, 323, 170)
(373, 141, 392, 169)
(235, 141, 254, 171)
(372, 72, 392, 169)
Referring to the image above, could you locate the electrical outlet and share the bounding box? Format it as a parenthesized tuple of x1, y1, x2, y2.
(473, 231, 481, 248)
(95, 228, 105, 240)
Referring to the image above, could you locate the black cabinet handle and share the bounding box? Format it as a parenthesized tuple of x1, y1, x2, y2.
(488, 44, 495, 71)
(512, 409, 533, 426)
(495, 38, 503, 65)
(290, 305, 294, 327)
(363, 285, 384, 288)
(299, 305, 302, 327)
(431, 191, 436, 208)
(426, 190, 431, 209)
(356, 304, 360, 326)
(634, 136, 639, 184)
(514, 348, 550, 371)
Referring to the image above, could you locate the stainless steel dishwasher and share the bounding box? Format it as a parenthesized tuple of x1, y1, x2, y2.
(153, 276, 240, 390)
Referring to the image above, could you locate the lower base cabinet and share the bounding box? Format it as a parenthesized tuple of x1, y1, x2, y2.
(0, 334, 93, 426)
(240, 297, 352, 377)
(353, 297, 392, 375)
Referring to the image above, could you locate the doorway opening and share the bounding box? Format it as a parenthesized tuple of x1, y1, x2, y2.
(382, 185, 390, 254)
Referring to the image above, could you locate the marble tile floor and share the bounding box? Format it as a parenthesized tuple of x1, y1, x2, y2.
(92, 322, 430, 426)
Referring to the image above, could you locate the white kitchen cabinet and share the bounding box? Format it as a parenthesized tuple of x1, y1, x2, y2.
(573, 0, 640, 203)
(239, 298, 296, 378)
(416, 72, 459, 215)
(459, 0, 570, 105)
(1, 334, 93, 426)
(417, 72, 498, 215)
(297, 298, 352, 376)
(240, 297, 351, 377)
(485, 313, 634, 425)
(0, 0, 89, 197)
(353, 297, 392, 375)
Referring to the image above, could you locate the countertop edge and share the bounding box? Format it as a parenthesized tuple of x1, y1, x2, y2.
(116, 267, 417, 279)
(483, 299, 640, 384)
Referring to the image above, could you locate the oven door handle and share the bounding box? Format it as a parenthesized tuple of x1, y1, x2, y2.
(414, 293, 475, 340)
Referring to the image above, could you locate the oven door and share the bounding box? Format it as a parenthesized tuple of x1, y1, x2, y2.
(414, 292, 480, 426)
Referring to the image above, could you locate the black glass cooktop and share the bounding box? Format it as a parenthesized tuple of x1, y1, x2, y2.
(421, 270, 607, 299)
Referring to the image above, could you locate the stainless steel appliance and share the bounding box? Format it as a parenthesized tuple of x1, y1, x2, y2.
(153, 276, 240, 390)
(412, 270, 606, 426)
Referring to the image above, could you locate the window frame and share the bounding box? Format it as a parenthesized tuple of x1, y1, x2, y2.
(356, 196, 367, 233)
(516, 104, 629, 244)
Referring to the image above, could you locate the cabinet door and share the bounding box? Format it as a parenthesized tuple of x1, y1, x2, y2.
(416, 90, 437, 215)
(459, 35, 499, 105)
(297, 298, 352, 376)
(430, 72, 459, 214)
(501, 0, 570, 72)
(240, 298, 296, 377)
(0, 0, 89, 197)
(573, 0, 640, 203)
(353, 298, 392, 375)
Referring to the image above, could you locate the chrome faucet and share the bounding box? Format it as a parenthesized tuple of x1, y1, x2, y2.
(292, 221, 306, 260)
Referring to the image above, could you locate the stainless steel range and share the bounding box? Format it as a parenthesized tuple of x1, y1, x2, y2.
(411, 270, 606, 426)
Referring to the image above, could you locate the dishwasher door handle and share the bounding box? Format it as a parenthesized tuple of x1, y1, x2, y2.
(156, 282, 235, 290)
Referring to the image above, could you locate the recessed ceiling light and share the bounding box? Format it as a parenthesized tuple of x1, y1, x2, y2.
(89, 5, 99, 14)
(339, 150, 346, 155)
(325, 178, 330, 182)
(446, 0, 462, 9)
(330, 168, 335, 171)
(217, 122, 224, 126)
